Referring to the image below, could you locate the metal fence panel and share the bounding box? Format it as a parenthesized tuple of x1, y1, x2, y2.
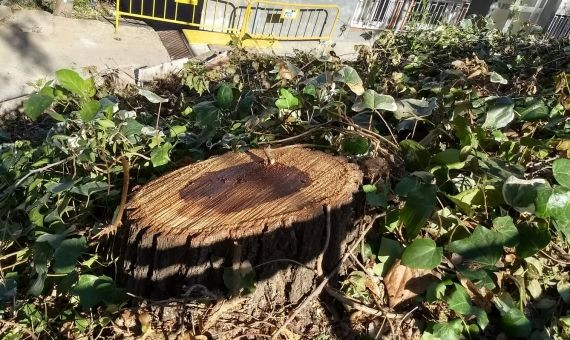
(115, 0, 339, 41)
(547, 14, 570, 39)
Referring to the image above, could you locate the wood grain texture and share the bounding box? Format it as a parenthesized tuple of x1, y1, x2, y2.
(121, 148, 364, 299)
(127, 147, 362, 245)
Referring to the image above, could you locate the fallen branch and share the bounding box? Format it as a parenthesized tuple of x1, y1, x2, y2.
(14, 157, 73, 188)
(94, 156, 130, 239)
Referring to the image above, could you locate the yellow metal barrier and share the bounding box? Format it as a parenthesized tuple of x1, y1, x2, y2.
(115, 0, 339, 42)
(244, 1, 340, 41)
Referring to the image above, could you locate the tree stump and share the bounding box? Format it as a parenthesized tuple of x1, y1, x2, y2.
(120, 147, 363, 304)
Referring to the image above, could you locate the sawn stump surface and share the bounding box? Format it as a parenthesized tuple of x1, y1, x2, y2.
(122, 147, 363, 299)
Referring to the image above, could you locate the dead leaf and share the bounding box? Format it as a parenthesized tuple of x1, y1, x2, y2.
(468, 69, 482, 79)
(383, 260, 437, 308)
(277, 60, 303, 80)
(451, 60, 466, 70)
(117, 309, 136, 329)
(504, 253, 517, 264)
(557, 140, 570, 158)
(280, 328, 302, 340)
(205, 52, 230, 70)
(457, 273, 493, 311)
(138, 312, 152, 334)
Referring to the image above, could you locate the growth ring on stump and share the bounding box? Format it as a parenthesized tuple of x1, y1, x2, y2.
(122, 147, 363, 303)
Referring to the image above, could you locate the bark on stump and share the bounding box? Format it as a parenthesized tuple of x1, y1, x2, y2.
(120, 148, 363, 304)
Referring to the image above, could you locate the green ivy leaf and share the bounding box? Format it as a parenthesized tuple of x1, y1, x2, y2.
(169, 125, 187, 137)
(78, 99, 101, 122)
(553, 158, 570, 188)
(97, 119, 115, 129)
(395, 98, 437, 120)
(401, 238, 442, 270)
(482, 97, 514, 129)
(237, 91, 255, 118)
(426, 279, 453, 302)
(431, 149, 465, 170)
(24, 93, 54, 121)
(28, 206, 44, 227)
(502, 176, 546, 213)
(53, 237, 86, 274)
(138, 89, 168, 104)
(275, 88, 300, 110)
(401, 183, 437, 237)
(150, 142, 173, 167)
(55, 69, 95, 98)
(193, 101, 221, 127)
(450, 225, 502, 268)
(341, 136, 369, 155)
(302, 84, 317, 97)
(395, 176, 420, 197)
(519, 99, 549, 121)
(432, 319, 463, 340)
(362, 184, 387, 208)
(516, 222, 551, 258)
(400, 140, 430, 171)
(46, 177, 74, 194)
(471, 306, 489, 330)
(546, 187, 570, 237)
(375, 237, 403, 276)
(72, 275, 122, 309)
(493, 216, 519, 247)
(535, 183, 553, 218)
(352, 90, 397, 112)
(334, 66, 364, 95)
(216, 83, 234, 109)
(447, 284, 472, 314)
(447, 285, 489, 330)
(501, 308, 531, 337)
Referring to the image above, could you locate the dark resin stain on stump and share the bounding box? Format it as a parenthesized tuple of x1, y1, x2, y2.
(179, 162, 311, 213)
(120, 148, 363, 302)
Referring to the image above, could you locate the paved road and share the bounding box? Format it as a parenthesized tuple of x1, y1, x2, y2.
(0, 8, 170, 101)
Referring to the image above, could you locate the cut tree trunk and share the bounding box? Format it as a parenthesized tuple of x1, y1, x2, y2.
(120, 147, 363, 304)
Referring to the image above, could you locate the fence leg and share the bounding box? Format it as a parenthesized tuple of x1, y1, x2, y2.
(239, 1, 253, 39)
(115, 0, 120, 33)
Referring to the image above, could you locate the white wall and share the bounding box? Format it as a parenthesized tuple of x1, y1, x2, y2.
(556, 0, 570, 15)
(489, 0, 570, 31)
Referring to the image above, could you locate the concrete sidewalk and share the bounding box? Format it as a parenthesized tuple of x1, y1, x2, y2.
(0, 8, 170, 101)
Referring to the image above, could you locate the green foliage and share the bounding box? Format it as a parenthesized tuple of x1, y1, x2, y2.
(501, 308, 532, 337)
(71, 274, 124, 309)
(55, 69, 95, 98)
(400, 182, 437, 237)
(401, 238, 442, 270)
(24, 93, 54, 121)
(352, 90, 397, 112)
(341, 136, 370, 155)
(482, 97, 515, 129)
(334, 66, 364, 95)
(216, 83, 234, 109)
(553, 158, 570, 188)
(275, 88, 300, 110)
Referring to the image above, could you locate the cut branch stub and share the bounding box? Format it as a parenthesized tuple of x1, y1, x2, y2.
(121, 147, 363, 302)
